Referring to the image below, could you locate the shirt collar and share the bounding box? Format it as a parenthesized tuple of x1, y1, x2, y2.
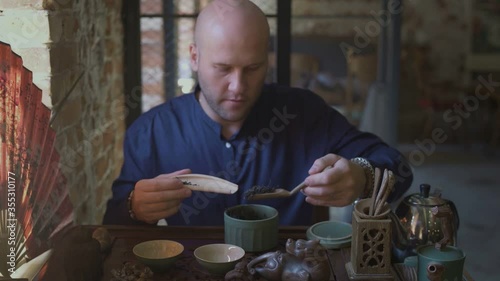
(190, 84, 269, 141)
(190, 84, 223, 138)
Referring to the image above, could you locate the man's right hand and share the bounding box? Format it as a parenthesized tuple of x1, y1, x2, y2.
(131, 169, 193, 224)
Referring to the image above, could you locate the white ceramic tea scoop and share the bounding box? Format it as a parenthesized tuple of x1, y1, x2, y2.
(176, 174, 238, 194)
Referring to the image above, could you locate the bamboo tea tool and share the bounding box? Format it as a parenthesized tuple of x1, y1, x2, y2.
(371, 168, 395, 216)
(369, 168, 382, 216)
(176, 174, 238, 194)
(347, 168, 397, 280)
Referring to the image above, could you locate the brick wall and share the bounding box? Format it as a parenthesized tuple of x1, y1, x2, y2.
(1, 0, 125, 224)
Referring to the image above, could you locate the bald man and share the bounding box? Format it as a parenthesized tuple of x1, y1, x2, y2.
(103, 0, 413, 226)
(191, 0, 270, 139)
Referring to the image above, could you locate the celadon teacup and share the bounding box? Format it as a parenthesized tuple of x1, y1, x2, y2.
(224, 204, 278, 252)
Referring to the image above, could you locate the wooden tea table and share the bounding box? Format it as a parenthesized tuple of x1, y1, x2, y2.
(50, 225, 475, 281)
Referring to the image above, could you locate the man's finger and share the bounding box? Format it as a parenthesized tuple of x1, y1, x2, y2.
(308, 154, 342, 174)
(140, 187, 192, 203)
(305, 195, 350, 207)
(305, 161, 346, 189)
(138, 177, 184, 192)
(145, 207, 182, 222)
(303, 186, 329, 197)
(137, 199, 182, 213)
(304, 166, 343, 187)
(156, 169, 192, 179)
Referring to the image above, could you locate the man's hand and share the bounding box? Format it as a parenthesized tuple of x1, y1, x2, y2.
(132, 169, 193, 224)
(302, 154, 366, 207)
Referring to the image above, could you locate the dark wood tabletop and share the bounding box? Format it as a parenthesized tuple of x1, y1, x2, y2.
(41, 225, 475, 281)
(98, 225, 347, 281)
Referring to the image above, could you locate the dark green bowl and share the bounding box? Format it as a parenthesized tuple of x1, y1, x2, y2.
(224, 204, 279, 252)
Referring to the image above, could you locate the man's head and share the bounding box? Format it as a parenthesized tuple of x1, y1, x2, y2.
(190, 0, 270, 130)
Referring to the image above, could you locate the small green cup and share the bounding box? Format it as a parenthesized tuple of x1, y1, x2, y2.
(224, 204, 279, 252)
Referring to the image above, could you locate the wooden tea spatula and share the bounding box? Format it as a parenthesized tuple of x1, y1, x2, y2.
(176, 174, 238, 194)
(245, 166, 333, 200)
(245, 181, 306, 200)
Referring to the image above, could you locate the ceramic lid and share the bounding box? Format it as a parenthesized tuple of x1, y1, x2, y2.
(405, 184, 447, 207)
(419, 245, 464, 261)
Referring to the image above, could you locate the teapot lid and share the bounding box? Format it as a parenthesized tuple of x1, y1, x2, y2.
(406, 184, 447, 206)
(419, 245, 465, 261)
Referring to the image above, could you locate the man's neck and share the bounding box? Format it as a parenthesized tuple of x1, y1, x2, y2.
(195, 89, 243, 140)
(221, 124, 241, 140)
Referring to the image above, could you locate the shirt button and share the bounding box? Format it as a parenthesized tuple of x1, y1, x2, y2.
(225, 142, 231, 148)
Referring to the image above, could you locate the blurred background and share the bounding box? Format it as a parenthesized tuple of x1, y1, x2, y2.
(1, 0, 499, 280)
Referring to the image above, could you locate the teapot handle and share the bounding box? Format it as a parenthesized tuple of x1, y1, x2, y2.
(431, 206, 454, 249)
(449, 200, 460, 231)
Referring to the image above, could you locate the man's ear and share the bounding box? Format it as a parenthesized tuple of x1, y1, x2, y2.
(189, 43, 199, 71)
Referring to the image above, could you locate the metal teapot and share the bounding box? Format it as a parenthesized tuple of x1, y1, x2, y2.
(390, 184, 460, 263)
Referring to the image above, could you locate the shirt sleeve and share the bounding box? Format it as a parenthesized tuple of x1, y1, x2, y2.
(102, 121, 157, 225)
(324, 102, 413, 202)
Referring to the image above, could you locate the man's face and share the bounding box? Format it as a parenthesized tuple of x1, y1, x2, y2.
(190, 31, 268, 124)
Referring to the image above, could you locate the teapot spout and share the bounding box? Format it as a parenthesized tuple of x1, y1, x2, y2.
(389, 211, 417, 263)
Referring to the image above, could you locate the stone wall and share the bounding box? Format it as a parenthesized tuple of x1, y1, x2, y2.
(0, 0, 125, 224)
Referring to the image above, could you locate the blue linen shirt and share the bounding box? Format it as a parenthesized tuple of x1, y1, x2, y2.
(103, 84, 412, 226)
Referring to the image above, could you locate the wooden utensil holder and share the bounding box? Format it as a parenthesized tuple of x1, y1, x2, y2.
(346, 209, 394, 280)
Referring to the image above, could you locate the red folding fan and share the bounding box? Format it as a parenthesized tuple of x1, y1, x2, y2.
(0, 41, 74, 279)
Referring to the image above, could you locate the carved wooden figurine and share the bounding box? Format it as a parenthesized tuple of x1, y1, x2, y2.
(245, 239, 330, 281)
